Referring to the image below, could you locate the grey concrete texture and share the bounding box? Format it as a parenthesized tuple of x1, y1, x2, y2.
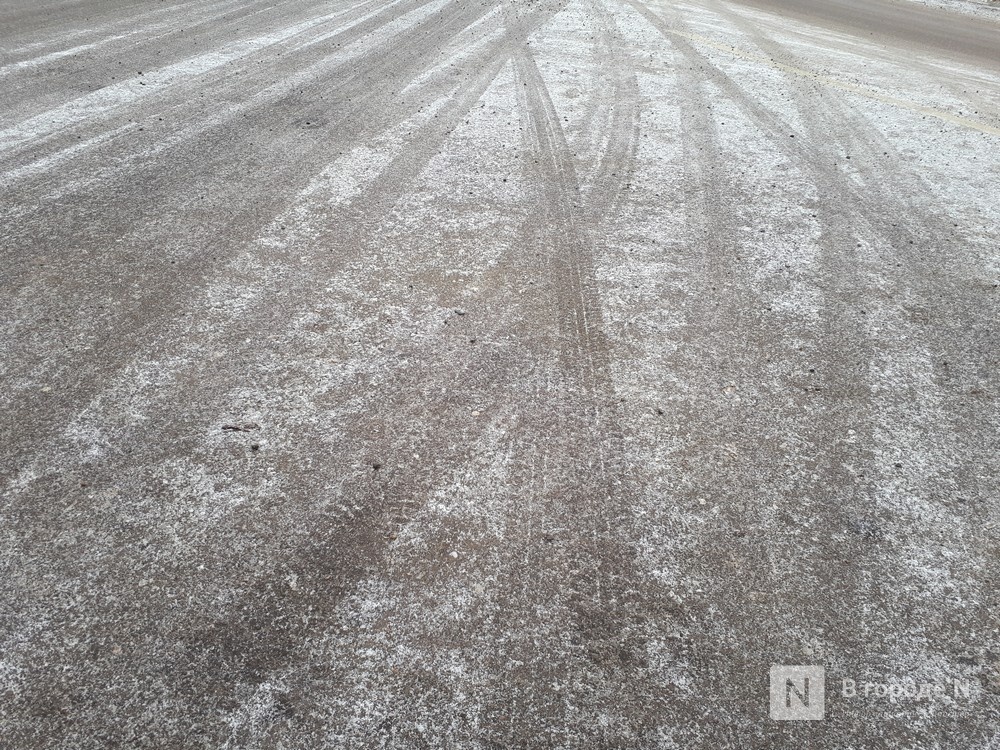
(1, 0, 999, 746)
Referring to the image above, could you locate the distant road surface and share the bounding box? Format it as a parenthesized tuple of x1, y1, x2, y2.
(1, 0, 998, 747)
(732, 0, 1000, 64)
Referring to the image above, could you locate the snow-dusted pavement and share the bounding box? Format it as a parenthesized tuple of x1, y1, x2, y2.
(1, 0, 999, 746)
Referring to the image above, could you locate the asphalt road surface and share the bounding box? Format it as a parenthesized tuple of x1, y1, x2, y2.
(1, 0, 999, 747)
(730, 0, 1000, 64)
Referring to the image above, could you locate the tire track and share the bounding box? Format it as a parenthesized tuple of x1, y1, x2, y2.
(1, 0, 556, 495)
(0, 4, 572, 747)
(579, 0, 643, 225)
(0, 0, 508, 476)
(0, 0, 432, 162)
(620, 0, 998, 739)
(676, 0, 998, 643)
(703, 0, 1000, 682)
(0, 0, 461, 216)
(459, 4, 660, 742)
(0, 0, 227, 56)
(3, 0, 996, 745)
(0, 0, 312, 132)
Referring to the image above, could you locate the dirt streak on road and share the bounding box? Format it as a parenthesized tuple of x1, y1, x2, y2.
(1, 0, 998, 746)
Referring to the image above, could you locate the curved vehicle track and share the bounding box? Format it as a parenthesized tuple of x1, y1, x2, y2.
(1, 0, 998, 746)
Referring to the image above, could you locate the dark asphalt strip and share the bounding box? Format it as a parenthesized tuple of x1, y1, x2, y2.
(722, 0, 1000, 68)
